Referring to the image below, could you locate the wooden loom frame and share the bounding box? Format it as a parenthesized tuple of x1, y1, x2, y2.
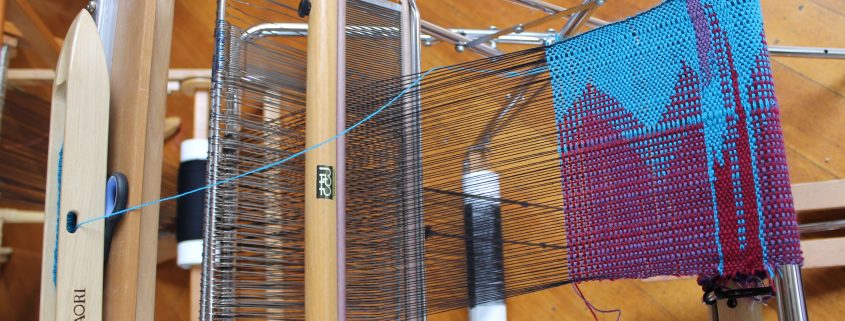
(14, 0, 842, 320)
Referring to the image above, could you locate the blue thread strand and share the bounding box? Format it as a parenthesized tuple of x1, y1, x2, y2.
(73, 67, 442, 229)
(52, 146, 63, 286)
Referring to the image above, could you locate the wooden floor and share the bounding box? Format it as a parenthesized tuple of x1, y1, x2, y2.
(3, 0, 845, 320)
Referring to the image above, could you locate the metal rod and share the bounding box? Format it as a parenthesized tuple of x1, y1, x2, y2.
(2, 48, 842, 85)
(422, 29, 555, 46)
(241, 23, 555, 47)
(768, 45, 845, 59)
(242, 23, 309, 40)
(90, 0, 118, 72)
(181, 23, 845, 60)
(0, 44, 10, 136)
(402, 0, 427, 319)
(709, 304, 719, 321)
(776, 264, 809, 321)
(799, 218, 845, 234)
(420, 20, 502, 57)
(464, 2, 595, 50)
(558, 0, 601, 37)
(423, 30, 845, 60)
(509, 0, 609, 27)
(203, 2, 229, 320)
(216, 0, 225, 21)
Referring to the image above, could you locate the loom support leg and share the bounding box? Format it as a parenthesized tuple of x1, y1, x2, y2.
(776, 264, 809, 321)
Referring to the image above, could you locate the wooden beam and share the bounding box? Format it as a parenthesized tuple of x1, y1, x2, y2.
(190, 266, 201, 321)
(801, 237, 845, 269)
(156, 233, 176, 264)
(5, 0, 60, 67)
(164, 116, 182, 140)
(4, 21, 22, 38)
(0, 0, 6, 36)
(645, 237, 845, 284)
(7, 68, 55, 80)
(102, 1, 174, 321)
(792, 179, 845, 212)
(0, 208, 44, 223)
(305, 0, 339, 320)
(7, 68, 211, 82)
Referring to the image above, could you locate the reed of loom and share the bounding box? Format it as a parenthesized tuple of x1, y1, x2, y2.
(203, 0, 422, 319)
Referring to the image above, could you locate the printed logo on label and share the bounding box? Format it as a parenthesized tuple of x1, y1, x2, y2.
(317, 165, 333, 199)
(72, 288, 85, 320)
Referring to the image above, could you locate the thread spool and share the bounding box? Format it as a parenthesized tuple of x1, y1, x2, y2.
(463, 168, 507, 321)
(177, 78, 211, 272)
(176, 138, 208, 269)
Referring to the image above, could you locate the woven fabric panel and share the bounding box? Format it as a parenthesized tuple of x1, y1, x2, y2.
(546, 0, 802, 281)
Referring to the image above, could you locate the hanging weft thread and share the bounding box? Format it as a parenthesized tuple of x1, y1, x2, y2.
(572, 283, 622, 321)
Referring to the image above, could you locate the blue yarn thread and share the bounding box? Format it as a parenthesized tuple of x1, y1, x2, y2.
(72, 67, 442, 230)
(52, 146, 63, 286)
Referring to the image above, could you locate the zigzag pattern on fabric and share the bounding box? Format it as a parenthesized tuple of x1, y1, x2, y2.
(545, 0, 802, 281)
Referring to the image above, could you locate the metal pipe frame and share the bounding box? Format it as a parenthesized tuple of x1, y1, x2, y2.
(239, 24, 845, 60)
(0, 43, 11, 135)
(89, 0, 119, 72)
(401, 1, 427, 318)
(168, 23, 845, 60)
(799, 218, 845, 234)
(509, 0, 609, 27)
(202, 2, 227, 320)
(420, 20, 502, 57)
(463, 2, 595, 50)
(768, 45, 845, 59)
(558, 0, 602, 37)
(776, 264, 809, 321)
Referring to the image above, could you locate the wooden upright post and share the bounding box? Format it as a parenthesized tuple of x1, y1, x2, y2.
(305, 0, 339, 320)
(102, 0, 174, 320)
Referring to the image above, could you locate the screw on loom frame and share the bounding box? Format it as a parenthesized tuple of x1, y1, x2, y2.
(85, 0, 97, 15)
(455, 42, 467, 53)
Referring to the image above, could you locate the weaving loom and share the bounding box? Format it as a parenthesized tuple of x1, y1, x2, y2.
(199, 0, 807, 320)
